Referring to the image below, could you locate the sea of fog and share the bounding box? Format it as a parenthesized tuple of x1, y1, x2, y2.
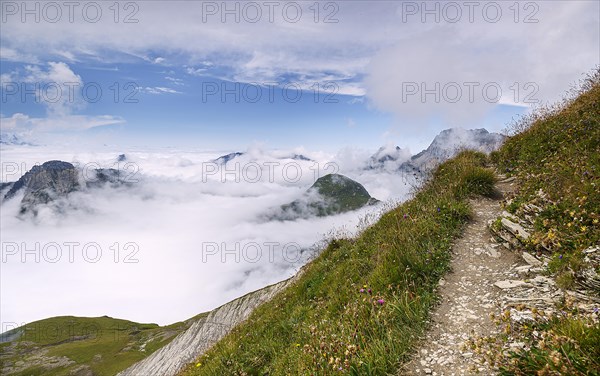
(0, 145, 416, 328)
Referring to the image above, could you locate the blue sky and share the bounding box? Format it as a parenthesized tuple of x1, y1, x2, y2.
(1, 1, 598, 152)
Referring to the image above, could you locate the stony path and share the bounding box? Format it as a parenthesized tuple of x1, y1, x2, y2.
(401, 179, 520, 376)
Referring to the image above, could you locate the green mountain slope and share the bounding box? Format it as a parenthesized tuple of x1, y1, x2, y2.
(280, 173, 378, 218)
(0, 315, 203, 376)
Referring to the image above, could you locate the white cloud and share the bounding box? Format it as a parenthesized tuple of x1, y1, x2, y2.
(364, 1, 599, 130)
(165, 76, 185, 86)
(1, 62, 125, 133)
(0, 113, 124, 133)
(0, 146, 413, 326)
(141, 86, 182, 95)
(2, 62, 84, 117)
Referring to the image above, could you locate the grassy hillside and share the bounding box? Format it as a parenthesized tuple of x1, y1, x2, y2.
(180, 151, 496, 375)
(493, 71, 600, 285)
(0, 314, 202, 376)
(485, 70, 600, 374)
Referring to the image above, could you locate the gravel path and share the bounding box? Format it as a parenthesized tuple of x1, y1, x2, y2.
(402, 179, 520, 376)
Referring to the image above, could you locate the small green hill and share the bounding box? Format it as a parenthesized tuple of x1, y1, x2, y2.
(281, 174, 378, 218)
(0, 315, 200, 376)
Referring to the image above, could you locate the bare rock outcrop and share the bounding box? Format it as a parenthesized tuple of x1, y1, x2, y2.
(118, 277, 297, 376)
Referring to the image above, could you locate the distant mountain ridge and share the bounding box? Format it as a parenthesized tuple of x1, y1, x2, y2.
(212, 152, 312, 165)
(366, 128, 505, 175)
(0, 133, 35, 146)
(2, 159, 131, 214)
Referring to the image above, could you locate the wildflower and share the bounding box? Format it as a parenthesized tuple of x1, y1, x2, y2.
(377, 299, 385, 305)
(367, 289, 372, 294)
(359, 288, 365, 293)
(581, 226, 587, 232)
(195, 363, 201, 367)
(403, 214, 408, 219)
(437, 207, 441, 212)
(593, 219, 599, 224)
(559, 254, 563, 259)
(295, 343, 300, 347)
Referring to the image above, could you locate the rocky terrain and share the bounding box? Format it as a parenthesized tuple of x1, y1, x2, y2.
(403, 173, 600, 375)
(118, 276, 299, 376)
(1, 160, 130, 214)
(400, 128, 505, 176)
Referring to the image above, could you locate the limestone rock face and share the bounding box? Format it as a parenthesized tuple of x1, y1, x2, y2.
(118, 278, 296, 376)
(4, 161, 79, 213)
(401, 128, 505, 175)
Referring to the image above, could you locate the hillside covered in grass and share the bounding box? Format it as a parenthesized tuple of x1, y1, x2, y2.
(492, 71, 600, 287)
(482, 71, 600, 375)
(0, 315, 202, 376)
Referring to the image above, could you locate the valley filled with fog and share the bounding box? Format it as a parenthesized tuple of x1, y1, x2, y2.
(0, 145, 417, 327)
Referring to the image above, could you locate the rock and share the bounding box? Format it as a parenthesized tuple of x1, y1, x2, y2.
(3, 161, 80, 213)
(531, 276, 555, 286)
(501, 211, 519, 221)
(86, 169, 128, 188)
(522, 252, 542, 266)
(500, 218, 531, 240)
(494, 280, 531, 289)
(118, 276, 299, 376)
(212, 152, 244, 165)
(514, 265, 543, 274)
(400, 128, 505, 175)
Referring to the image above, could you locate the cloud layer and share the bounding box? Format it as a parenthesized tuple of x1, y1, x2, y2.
(0, 145, 414, 326)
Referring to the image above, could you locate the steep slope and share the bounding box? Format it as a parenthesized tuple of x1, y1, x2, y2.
(478, 70, 600, 374)
(119, 278, 298, 376)
(179, 77, 597, 375)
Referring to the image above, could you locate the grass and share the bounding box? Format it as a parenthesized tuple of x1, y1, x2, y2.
(482, 68, 600, 375)
(491, 69, 600, 288)
(0, 315, 192, 376)
(179, 151, 496, 375)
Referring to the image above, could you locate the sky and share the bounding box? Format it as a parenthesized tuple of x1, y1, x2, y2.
(0, 1, 597, 152)
(0, 1, 599, 328)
